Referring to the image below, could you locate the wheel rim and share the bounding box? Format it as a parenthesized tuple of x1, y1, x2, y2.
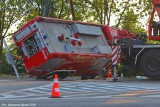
(147, 57, 160, 72)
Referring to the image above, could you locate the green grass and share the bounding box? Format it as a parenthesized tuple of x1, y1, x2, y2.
(0, 74, 16, 79)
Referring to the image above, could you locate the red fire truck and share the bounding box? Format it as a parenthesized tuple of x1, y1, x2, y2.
(13, 0, 160, 80)
(13, 17, 114, 79)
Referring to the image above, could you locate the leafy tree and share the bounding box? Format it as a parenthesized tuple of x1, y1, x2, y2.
(0, 0, 31, 72)
(82, 0, 130, 25)
(119, 0, 153, 33)
(120, 10, 146, 33)
(18, 0, 69, 27)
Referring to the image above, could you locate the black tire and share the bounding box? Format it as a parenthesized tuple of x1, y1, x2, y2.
(81, 76, 87, 80)
(140, 50, 160, 80)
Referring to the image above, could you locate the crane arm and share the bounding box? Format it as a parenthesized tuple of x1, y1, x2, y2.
(148, 0, 160, 40)
(153, 0, 160, 5)
(153, 0, 160, 18)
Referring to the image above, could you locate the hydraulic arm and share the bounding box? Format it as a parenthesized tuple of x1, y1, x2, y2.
(148, 0, 160, 40)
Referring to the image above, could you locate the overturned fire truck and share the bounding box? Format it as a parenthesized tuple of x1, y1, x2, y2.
(13, 16, 115, 79)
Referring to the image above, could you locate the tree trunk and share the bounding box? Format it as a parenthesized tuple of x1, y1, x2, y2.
(58, 0, 64, 18)
(116, 0, 129, 28)
(104, 0, 107, 24)
(0, 37, 3, 73)
(70, 0, 76, 21)
(42, 0, 50, 16)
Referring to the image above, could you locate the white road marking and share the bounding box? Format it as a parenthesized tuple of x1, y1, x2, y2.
(0, 82, 160, 99)
(0, 80, 11, 81)
(141, 95, 160, 98)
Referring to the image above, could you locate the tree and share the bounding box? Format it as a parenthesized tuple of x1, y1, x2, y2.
(119, 0, 153, 33)
(83, 0, 131, 25)
(20, 0, 94, 23)
(120, 10, 146, 33)
(0, 0, 31, 72)
(18, 0, 68, 26)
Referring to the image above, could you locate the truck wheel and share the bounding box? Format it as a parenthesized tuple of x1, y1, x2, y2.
(140, 50, 160, 80)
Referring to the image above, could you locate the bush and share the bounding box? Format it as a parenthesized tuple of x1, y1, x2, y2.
(1, 54, 13, 75)
(117, 64, 141, 77)
(1, 49, 27, 76)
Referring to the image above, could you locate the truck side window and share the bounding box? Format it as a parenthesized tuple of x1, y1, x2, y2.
(23, 33, 43, 58)
(152, 21, 160, 36)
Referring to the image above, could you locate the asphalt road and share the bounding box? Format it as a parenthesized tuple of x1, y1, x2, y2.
(0, 78, 160, 107)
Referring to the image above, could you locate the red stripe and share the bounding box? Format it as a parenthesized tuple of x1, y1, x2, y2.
(112, 45, 121, 65)
(112, 46, 117, 51)
(112, 48, 118, 57)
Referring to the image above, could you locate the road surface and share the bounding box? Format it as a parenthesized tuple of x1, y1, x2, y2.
(0, 78, 160, 107)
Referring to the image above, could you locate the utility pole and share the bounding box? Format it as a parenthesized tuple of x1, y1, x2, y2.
(3, 39, 20, 79)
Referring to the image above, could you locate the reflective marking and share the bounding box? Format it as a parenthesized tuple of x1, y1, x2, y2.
(55, 88, 60, 92)
(42, 50, 47, 60)
(54, 79, 58, 83)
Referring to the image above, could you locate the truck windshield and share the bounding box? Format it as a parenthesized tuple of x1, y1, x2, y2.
(23, 33, 43, 57)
